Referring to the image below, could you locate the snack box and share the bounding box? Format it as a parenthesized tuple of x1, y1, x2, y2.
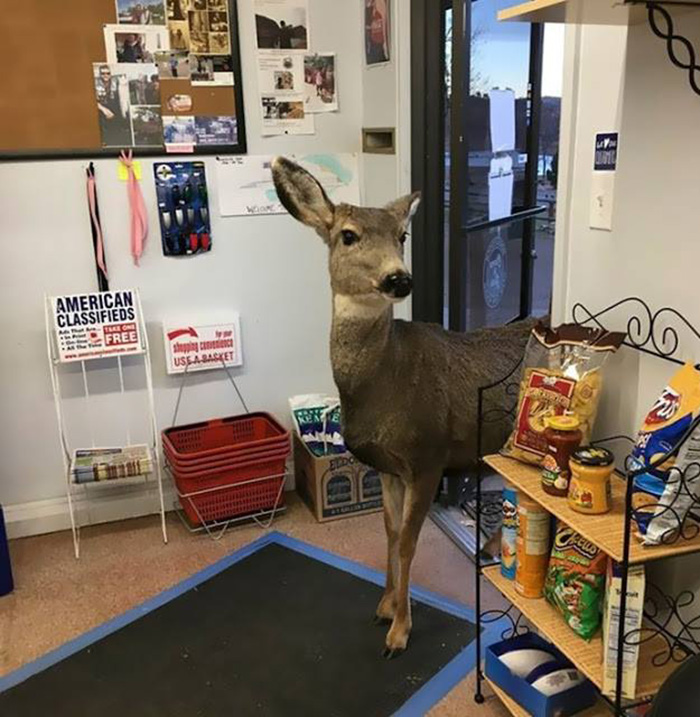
(293, 433, 383, 522)
(602, 562, 646, 700)
(485, 633, 598, 717)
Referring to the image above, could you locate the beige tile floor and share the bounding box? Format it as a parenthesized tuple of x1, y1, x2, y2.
(0, 495, 509, 716)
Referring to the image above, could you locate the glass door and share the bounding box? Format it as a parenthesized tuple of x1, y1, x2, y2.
(447, 0, 546, 332)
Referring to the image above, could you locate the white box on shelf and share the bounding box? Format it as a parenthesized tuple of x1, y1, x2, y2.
(602, 561, 646, 700)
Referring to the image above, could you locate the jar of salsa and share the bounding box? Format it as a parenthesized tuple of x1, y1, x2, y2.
(568, 447, 615, 514)
(541, 415, 583, 497)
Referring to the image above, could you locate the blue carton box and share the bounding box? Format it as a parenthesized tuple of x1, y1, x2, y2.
(485, 633, 598, 717)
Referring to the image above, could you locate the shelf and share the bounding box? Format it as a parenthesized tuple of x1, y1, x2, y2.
(484, 455, 700, 564)
(498, 0, 700, 26)
(485, 677, 611, 716)
(484, 566, 680, 700)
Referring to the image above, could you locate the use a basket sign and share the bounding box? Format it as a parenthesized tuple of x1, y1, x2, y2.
(163, 315, 243, 374)
(50, 290, 143, 363)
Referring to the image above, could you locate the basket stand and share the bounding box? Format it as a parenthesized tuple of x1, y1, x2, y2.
(45, 291, 168, 559)
(167, 360, 288, 540)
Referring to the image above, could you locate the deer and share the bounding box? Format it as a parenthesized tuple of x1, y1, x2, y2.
(271, 157, 536, 658)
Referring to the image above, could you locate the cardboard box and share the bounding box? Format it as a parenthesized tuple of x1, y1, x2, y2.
(293, 433, 383, 522)
(485, 633, 597, 717)
(602, 561, 646, 700)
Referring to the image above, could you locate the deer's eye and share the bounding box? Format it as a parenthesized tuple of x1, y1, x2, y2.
(341, 229, 359, 246)
(400, 232, 409, 245)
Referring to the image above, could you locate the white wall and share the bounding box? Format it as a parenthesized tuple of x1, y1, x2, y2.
(0, 0, 364, 536)
(361, 0, 412, 320)
(555, 12, 700, 435)
(555, 12, 700, 587)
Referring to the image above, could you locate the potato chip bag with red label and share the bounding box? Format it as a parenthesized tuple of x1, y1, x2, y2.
(502, 323, 625, 466)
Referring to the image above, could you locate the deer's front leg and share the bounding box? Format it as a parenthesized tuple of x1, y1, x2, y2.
(383, 475, 439, 658)
(375, 473, 405, 623)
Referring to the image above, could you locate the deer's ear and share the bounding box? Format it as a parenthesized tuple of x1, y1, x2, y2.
(272, 157, 335, 240)
(385, 191, 421, 229)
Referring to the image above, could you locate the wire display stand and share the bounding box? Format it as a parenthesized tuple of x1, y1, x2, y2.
(473, 297, 700, 716)
(166, 360, 288, 541)
(45, 290, 167, 559)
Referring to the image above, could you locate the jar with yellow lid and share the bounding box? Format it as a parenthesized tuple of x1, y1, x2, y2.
(541, 415, 583, 497)
(568, 447, 615, 514)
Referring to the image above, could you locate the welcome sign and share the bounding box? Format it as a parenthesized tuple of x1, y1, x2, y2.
(50, 290, 143, 363)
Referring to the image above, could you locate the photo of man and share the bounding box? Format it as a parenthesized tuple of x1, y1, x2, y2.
(168, 21, 190, 51)
(365, 0, 390, 66)
(93, 64, 131, 147)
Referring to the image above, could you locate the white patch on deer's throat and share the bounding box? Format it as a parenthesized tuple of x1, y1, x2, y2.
(334, 294, 387, 320)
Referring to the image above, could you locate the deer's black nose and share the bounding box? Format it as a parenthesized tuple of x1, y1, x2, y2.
(381, 272, 413, 298)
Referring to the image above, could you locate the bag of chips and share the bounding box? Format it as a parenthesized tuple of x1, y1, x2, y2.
(544, 523, 607, 641)
(631, 363, 700, 544)
(502, 323, 625, 466)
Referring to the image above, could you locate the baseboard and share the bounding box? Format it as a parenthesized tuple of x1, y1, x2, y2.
(5, 468, 295, 539)
(3, 483, 178, 539)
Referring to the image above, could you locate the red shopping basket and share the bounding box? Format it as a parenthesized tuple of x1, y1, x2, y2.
(163, 413, 289, 463)
(171, 453, 288, 526)
(164, 366, 291, 527)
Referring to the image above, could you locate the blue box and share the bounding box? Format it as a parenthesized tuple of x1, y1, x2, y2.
(485, 633, 598, 717)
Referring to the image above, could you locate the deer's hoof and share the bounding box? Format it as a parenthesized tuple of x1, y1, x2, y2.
(382, 646, 405, 660)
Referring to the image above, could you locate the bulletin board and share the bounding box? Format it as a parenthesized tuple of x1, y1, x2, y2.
(0, 0, 247, 159)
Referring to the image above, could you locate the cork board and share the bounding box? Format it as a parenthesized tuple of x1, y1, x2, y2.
(0, 0, 246, 159)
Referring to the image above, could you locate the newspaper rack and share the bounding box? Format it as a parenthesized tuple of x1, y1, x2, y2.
(44, 290, 167, 558)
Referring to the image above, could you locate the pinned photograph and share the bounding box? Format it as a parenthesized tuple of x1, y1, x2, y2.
(261, 95, 314, 135)
(208, 0, 226, 8)
(104, 24, 169, 64)
(156, 50, 191, 79)
(166, 0, 187, 21)
(123, 63, 161, 105)
(131, 105, 163, 145)
(304, 53, 337, 112)
(93, 64, 132, 147)
(190, 25, 209, 53)
(195, 116, 237, 146)
(168, 21, 190, 51)
(116, 0, 167, 25)
(190, 54, 234, 85)
(257, 53, 302, 95)
(166, 93, 193, 112)
(208, 32, 230, 55)
(365, 0, 390, 66)
(163, 115, 196, 145)
(189, 9, 208, 33)
(192, 0, 207, 8)
(208, 10, 228, 33)
(255, 0, 309, 50)
(275, 71, 294, 91)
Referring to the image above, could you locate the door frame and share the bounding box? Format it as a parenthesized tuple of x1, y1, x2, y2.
(411, 0, 546, 330)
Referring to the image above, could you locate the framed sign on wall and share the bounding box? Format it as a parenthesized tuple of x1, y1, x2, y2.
(1, 0, 247, 160)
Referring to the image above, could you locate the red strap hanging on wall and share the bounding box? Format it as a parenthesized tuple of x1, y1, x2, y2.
(119, 150, 149, 266)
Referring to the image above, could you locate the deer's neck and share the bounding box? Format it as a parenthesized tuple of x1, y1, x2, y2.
(330, 294, 393, 396)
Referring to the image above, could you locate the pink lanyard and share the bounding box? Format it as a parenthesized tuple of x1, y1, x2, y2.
(119, 150, 148, 266)
(86, 167, 108, 279)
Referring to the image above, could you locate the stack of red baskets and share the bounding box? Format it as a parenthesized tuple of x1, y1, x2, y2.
(162, 412, 291, 526)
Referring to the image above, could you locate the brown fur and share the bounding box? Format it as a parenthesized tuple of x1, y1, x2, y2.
(272, 157, 533, 656)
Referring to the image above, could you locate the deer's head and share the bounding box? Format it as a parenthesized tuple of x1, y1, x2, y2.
(272, 157, 420, 308)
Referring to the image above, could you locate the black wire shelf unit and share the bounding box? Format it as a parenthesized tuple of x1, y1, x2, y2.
(473, 297, 700, 716)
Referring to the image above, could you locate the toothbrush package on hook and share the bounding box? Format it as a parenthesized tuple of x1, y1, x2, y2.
(154, 161, 212, 257)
